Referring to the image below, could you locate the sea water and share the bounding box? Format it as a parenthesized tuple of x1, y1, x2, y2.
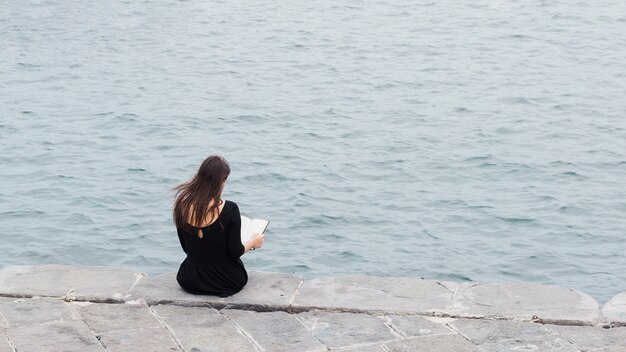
(1, 0, 625, 302)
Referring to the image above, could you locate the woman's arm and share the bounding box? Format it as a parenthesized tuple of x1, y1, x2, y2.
(227, 202, 265, 257)
(176, 229, 188, 254)
(227, 203, 246, 258)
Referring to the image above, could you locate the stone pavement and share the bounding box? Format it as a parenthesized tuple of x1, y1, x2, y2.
(0, 265, 624, 351)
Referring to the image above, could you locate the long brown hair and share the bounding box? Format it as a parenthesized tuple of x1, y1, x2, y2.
(173, 155, 231, 235)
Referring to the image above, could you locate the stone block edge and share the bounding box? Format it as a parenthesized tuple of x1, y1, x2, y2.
(1, 264, 620, 328)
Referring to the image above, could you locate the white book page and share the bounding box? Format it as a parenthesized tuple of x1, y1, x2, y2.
(240, 215, 269, 244)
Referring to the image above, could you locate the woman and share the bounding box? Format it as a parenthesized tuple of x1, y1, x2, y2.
(173, 155, 264, 297)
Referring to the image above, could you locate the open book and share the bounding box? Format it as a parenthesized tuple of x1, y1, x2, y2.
(240, 215, 269, 244)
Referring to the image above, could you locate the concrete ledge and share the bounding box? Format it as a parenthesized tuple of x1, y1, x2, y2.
(449, 282, 600, 325)
(602, 292, 626, 327)
(0, 265, 139, 302)
(289, 275, 457, 315)
(0, 265, 614, 327)
(128, 271, 303, 312)
(0, 265, 624, 351)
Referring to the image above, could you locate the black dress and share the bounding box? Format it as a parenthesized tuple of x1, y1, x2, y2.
(176, 200, 248, 297)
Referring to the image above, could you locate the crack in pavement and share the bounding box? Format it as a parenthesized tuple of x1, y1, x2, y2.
(147, 306, 185, 352)
(217, 309, 263, 352)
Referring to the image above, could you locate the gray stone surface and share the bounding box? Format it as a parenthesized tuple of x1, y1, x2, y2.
(98, 327, 181, 352)
(1, 265, 620, 351)
(384, 334, 481, 352)
(295, 310, 397, 349)
(450, 282, 600, 324)
(385, 315, 454, 337)
(450, 319, 578, 351)
(76, 302, 162, 334)
(602, 291, 626, 327)
(478, 337, 578, 352)
(339, 344, 387, 352)
(7, 321, 102, 352)
(291, 275, 457, 314)
(130, 272, 208, 305)
(0, 333, 12, 352)
(0, 265, 138, 302)
(0, 299, 7, 328)
(549, 325, 626, 352)
(0, 297, 77, 327)
(223, 309, 327, 351)
(75, 302, 181, 351)
(152, 304, 256, 352)
(130, 271, 302, 310)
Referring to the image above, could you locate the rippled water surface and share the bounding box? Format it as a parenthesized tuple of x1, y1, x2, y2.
(1, 0, 625, 302)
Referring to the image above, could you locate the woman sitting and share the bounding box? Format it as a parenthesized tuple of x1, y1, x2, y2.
(172, 155, 264, 297)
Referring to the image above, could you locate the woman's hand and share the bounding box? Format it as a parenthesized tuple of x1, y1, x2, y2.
(245, 233, 264, 253)
(251, 233, 264, 249)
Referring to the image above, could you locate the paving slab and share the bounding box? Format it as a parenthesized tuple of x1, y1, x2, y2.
(479, 338, 578, 352)
(0, 299, 7, 328)
(0, 332, 12, 352)
(385, 315, 454, 337)
(223, 309, 327, 351)
(0, 265, 138, 302)
(1, 265, 622, 351)
(75, 302, 181, 351)
(549, 325, 626, 352)
(450, 318, 579, 351)
(291, 275, 457, 314)
(339, 344, 387, 351)
(602, 291, 626, 327)
(295, 310, 397, 349)
(152, 304, 256, 352)
(450, 282, 600, 325)
(130, 271, 302, 311)
(6, 320, 102, 352)
(0, 297, 78, 327)
(98, 327, 181, 352)
(384, 334, 481, 352)
(76, 302, 162, 334)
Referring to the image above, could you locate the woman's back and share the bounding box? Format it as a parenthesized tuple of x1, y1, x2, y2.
(177, 200, 244, 265)
(176, 200, 248, 297)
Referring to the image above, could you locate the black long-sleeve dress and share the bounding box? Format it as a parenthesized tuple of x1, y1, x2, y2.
(176, 200, 248, 297)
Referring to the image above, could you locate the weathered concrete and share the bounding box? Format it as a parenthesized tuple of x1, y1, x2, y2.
(1, 265, 624, 351)
(290, 275, 457, 314)
(294, 310, 397, 349)
(384, 334, 481, 352)
(0, 265, 138, 302)
(130, 270, 302, 311)
(96, 327, 181, 352)
(77, 302, 163, 333)
(549, 325, 626, 352)
(151, 304, 257, 352)
(339, 344, 387, 351)
(602, 291, 626, 327)
(223, 309, 326, 351)
(450, 282, 600, 325)
(384, 315, 455, 337)
(7, 321, 102, 352)
(0, 297, 77, 327)
(75, 302, 181, 351)
(0, 340, 10, 352)
(449, 318, 578, 351)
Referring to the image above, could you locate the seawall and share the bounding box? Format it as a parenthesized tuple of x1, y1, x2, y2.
(0, 265, 624, 351)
